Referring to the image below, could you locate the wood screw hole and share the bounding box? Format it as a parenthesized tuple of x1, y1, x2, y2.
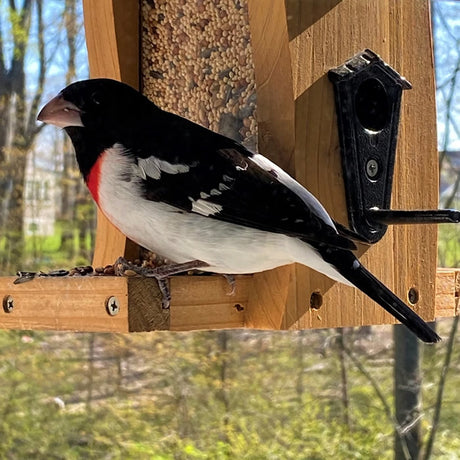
(408, 287, 419, 305)
(310, 291, 323, 310)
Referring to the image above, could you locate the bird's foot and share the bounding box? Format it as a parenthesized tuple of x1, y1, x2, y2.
(113, 257, 209, 309)
(113, 257, 138, 276)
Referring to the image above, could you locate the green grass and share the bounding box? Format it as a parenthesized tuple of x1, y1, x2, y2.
(438, 223, 460, 268)
(0, 221, 93, 275)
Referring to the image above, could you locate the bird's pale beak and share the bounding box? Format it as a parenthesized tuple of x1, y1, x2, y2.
(37, 95, 84, 128)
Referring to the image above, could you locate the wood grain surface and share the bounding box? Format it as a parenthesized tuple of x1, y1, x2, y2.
(0, 269, 456, 332)
(51, 0, 446, 333)
(83, 0, 140, 267)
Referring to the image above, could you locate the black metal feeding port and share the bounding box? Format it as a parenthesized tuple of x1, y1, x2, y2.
(328, 49, 459, 244)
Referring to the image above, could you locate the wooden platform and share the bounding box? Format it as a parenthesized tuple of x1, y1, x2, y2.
(0, 0, 453, 334)
(0, 268, 457, 332)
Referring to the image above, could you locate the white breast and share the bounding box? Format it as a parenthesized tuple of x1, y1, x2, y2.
(95, 145, 350, 284)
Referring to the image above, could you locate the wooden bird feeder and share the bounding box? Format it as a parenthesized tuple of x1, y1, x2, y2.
(0, 0, 458, 333)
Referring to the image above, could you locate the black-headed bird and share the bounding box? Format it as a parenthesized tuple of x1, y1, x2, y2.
(38, 78, 440, 343)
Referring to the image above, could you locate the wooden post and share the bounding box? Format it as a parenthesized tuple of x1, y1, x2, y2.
(281, 0, 439, 329)
(244, 0, 297, 329)
(83, 0, 140, 266)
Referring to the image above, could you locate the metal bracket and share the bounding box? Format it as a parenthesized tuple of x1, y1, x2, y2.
(328, 49, 459, 244)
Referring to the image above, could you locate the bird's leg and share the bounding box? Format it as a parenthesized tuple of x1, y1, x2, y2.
(222, 274, 236, 295)
(157, 278, 171, 310)
(113, 257, 209, 309)
(139, 259, 210, 279)
(139, 259, 210, 309)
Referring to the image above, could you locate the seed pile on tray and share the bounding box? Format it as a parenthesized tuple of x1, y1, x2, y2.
(13, 260, 169, 284)
(141, 0, 258, 151)
(13, 250, 197, 284)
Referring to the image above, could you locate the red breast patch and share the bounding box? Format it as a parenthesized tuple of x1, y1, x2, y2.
(86, 152, 105, 205)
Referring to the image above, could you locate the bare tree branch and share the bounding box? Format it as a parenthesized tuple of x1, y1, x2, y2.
(26, 0, 46, 138)
(343, 343, 412, 460)
(444, 171, 460, 209)
(422, 316, 459, 460)
(433, 2, 459, 43)
(336, 329, 351, 429)
(438, 62, 460, 168)
(9, 0, 32, 95)
(0, 4, 5, 79)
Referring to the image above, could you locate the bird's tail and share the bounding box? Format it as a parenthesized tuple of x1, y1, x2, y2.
(317, 246, 441, 343)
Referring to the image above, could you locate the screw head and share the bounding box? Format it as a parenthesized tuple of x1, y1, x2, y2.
(3, 295, 14, 313)
(106, 296, 120, 316)
(366, 159, 379, 178)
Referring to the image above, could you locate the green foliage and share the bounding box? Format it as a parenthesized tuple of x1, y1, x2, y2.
(8, 7, 29, 59)
(0, 212, 95, 276)
(438, 224, 460, 268)
(0, 327, 458, 459)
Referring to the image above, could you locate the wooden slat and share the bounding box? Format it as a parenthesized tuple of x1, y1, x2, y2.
(126, 277, 170, 331)
(389, 1, 439, 324)
(170, 276, 251, 331)
(0, 277, 130, 332)
(82, 0, 140, 267)
(0, 269, 456, 332)
(435, 269, 460, 318)
(282, 0, 438, 330)
(0, 275, 250, 332)
(245, 265, 296, 329)
(247, 0, 296, 174)
(245, 0, 298, 328)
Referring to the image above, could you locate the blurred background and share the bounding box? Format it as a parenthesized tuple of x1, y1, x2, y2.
(0, 0, 458, 458)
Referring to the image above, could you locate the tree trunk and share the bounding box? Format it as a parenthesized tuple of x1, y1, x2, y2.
(59, 0, 80, 260)
(337, 328, 351, 429)
(394, 325, 422, 460)
(217, 330, 230, 433)
(0, 0, 44, 270)
(86, 333, 95, 411)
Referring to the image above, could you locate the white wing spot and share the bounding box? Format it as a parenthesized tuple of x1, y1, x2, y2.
(132, 163, 147, 180)
(135, 156, 190, 181)
(157, 159, 190, 175)
(138, 158, 161, 179)
(218, 182, 230, 192)
(200, 191, 211, 199)
(222, 174, 235, 183)
(191, 199, 223, 216)
(210, 188, 221, 196)
(236, 161, 248, 171)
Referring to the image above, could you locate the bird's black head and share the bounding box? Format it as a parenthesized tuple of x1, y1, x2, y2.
(38, 78, 157, 147)
(38, 78, 159, 176)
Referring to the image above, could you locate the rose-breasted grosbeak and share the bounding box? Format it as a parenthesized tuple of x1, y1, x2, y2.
(37, 78, 440, 343)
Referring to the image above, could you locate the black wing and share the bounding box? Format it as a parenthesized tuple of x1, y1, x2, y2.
(129, 110, 356, 251)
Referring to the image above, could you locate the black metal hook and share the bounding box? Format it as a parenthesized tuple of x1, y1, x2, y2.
(367, 208, 460, 225)
(328, 49, 459, 244)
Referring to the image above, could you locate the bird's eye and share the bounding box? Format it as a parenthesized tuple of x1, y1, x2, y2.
(91, 91, 102, 105)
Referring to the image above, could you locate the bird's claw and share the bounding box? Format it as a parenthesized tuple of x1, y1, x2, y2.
(113, 257, 209, 309)
(157, 278, 171, 309)
(222, 274, 236, 296)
